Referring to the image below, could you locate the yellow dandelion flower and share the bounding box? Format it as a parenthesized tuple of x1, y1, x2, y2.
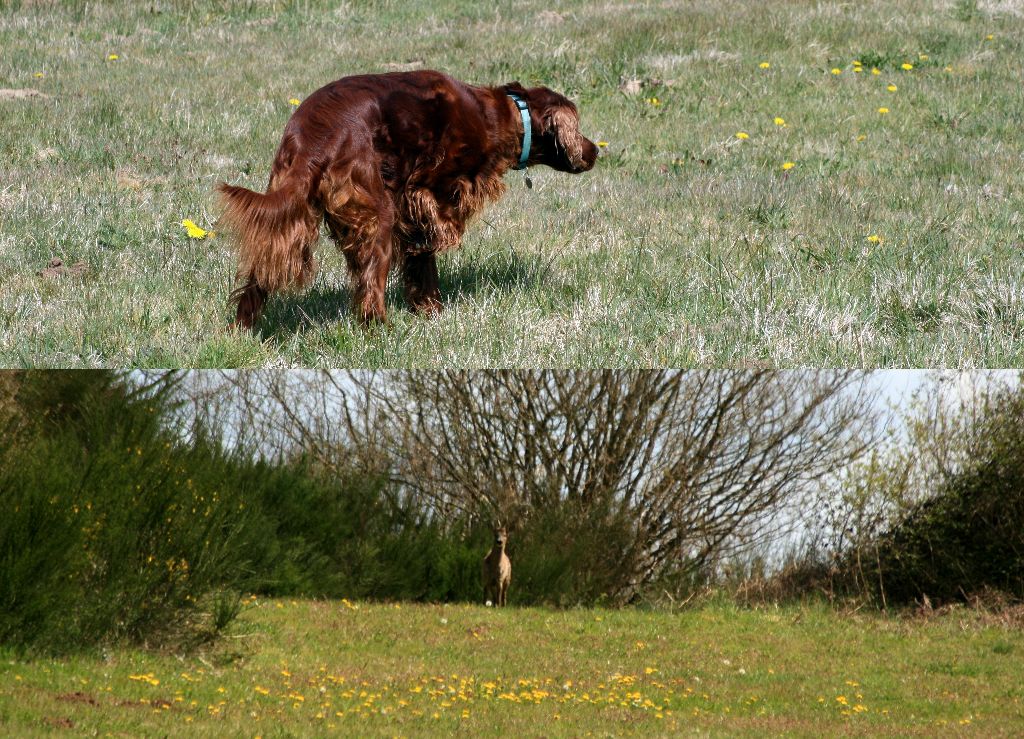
(773, 116, 786, 126)
(919, 53, 929, 60)
(856, 134, 867, 141)
(867, 234, 882, 243)
(887, 84, 897, 92)
(735, 131, 749, 140)
(985, 34, 994, 41)
(34, 72, 44, 78)
(289, 97, 301, 106)
(596, 141, 609, 148)
(759, 61, 770, 69)
(181, 219, 210, 239)
(901, 62, 913, 70)
(647, 97, 661, 106)
(854, 66, 863, 73)
(877, 107, 889, 114)
(871, 67, 881, 75)
(107, 53, 119, 61)
(944, 65, 954, 72)
(781, 161, 795, 171)
(831, 68, 842, 75)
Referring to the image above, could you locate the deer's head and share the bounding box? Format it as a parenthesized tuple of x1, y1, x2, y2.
(493, 524, 508, 549)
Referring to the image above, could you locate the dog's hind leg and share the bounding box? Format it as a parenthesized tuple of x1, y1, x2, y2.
(219, 171, 320, 330)
(230, 279, 268, 330)
(323, 160, 397, 325)
(353, 203, 395, 324)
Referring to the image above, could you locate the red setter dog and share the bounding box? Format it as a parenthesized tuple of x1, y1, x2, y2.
(218, 70, 598, 328)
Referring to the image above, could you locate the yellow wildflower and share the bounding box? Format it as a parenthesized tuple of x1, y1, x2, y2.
(289, 97, 301, 106)
(831, 68, 842, 75)
(985, 34, 994, 41)
(878, 107, 889, 114)
(107, 53, 119, 61)
(773, 116, 786, 126)
(871, 67, 881, 75)
(781, 161, 795, 171)
(181, 220, 210, 239)
(759, 61, 770, 69)
(867, 234, 882, 243)
(901, 62, 913, 70)
(34, 72, 44, 78)
(735, 132, 749, 140)
(887, 84, 897, 92)
(596, 141, 609, 147)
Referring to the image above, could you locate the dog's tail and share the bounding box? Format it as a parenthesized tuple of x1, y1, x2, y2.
(217, 172, 321, 310)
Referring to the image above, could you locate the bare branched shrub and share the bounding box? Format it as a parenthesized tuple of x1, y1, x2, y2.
(216, 371, 874, 603)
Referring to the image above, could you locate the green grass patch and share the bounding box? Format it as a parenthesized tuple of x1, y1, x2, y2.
(1, 599, 1021, 735)
(1, 0, 1022, 365)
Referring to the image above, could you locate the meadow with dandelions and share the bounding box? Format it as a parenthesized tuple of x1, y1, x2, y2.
(2, 0, 1023, 367)
(3, 598, 1023, 735)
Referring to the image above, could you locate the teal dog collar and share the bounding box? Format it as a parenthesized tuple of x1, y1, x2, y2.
(507, 93, 531, 170)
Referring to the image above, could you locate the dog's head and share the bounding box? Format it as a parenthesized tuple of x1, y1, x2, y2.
(504, 82, 598, 174)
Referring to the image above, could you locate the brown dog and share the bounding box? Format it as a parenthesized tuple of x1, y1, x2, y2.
(218, 70, 598, 328)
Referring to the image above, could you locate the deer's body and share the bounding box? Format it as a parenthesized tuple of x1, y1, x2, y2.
(482, 527, 512, 607)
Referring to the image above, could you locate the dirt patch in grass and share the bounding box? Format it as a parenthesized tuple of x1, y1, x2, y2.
(37, 258, 88, 280)
(0, 88, 49, 100)
(57, 691, 100, 706)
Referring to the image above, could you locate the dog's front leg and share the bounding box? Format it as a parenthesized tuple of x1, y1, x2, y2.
(402, 251, 443, 317)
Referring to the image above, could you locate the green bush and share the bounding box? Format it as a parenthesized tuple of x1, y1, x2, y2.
(0, 372, 254, 653)
(861, 388, 1024, 605)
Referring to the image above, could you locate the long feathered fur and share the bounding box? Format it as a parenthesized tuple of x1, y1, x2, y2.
(217, 178, 320, 298)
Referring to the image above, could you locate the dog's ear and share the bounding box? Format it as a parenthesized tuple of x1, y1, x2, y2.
(543, 105, 586, 169)
(502, 81, 527, 95)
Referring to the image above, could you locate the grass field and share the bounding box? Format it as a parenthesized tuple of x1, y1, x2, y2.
(1, 0, 1023, 367)
(2, 599, 1022, 735)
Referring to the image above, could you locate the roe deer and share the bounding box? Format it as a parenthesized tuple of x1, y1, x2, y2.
(482, 525, 512, 607)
